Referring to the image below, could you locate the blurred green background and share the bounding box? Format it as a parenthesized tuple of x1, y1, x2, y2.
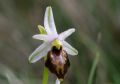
(0, 0, 120, 84)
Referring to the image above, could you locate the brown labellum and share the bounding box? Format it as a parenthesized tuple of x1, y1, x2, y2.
(45, 46, 70, 80)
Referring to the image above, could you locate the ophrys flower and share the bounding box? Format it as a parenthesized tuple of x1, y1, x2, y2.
(29, 6, 78, 81)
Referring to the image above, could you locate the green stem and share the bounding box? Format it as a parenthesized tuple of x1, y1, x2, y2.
(87, 50, 100, 84)
(87, 32, 101, 84)
(42, 58, 49, 84)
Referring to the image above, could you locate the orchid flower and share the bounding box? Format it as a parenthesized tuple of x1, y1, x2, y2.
(29, 6, 78, 83)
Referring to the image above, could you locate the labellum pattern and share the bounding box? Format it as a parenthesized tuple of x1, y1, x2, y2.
(45, 46, 70, 79)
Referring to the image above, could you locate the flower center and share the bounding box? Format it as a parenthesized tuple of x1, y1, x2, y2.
(52, 39, 62, 50)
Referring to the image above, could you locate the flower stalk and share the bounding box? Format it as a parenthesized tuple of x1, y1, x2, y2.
(42, 58, 49, 84)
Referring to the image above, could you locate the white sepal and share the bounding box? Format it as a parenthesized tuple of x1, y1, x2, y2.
(63, 41, 78, 55)
(32, 34, 49, 41)
(48, 7, 57, 35)
(44, 6, 58, 35)
(29, 42, 51, 63)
